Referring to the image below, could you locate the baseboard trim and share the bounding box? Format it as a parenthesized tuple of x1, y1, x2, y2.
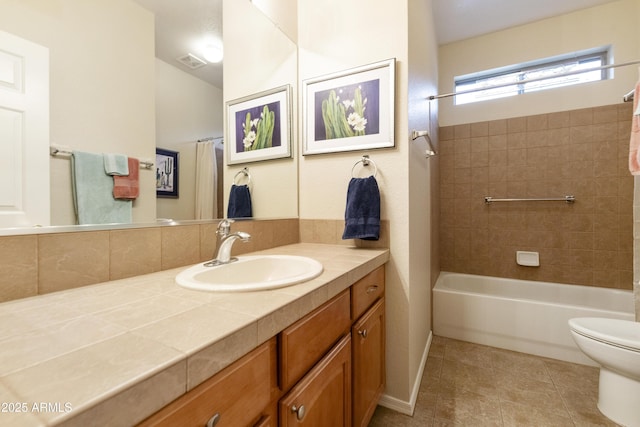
(377, 330, 432, 416)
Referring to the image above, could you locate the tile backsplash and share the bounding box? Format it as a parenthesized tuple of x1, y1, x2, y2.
(0, 219, 299, 303)
(439, 103, 634, 290)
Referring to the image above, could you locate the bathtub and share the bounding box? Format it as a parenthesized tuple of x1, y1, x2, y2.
(433, 272, 635, 366)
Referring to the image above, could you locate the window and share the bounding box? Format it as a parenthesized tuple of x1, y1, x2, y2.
(454, 48, 609, 105)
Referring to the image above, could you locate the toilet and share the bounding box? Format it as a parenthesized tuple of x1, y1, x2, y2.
(569, 317, 640, 427)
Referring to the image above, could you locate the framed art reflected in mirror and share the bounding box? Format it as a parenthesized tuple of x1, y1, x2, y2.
(226, 85, 292, 165)
(156, 148, 179, 198)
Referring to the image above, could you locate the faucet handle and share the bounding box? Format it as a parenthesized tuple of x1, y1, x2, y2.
(216, 219, 234, 236)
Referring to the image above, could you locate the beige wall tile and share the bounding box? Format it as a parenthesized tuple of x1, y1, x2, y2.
(570, 108, 593, 126)
(439, 125, 455, 141)
(488, 119, 507, 136)
(110, 228, 161, 280)
(440, 103, 633, 290)
(0, 236, 38, 303)
(470, 121, 489, 137)
(39, 232, 110, 294)
(0, 219, 303, 304)
(161, 225, 201, 270)
(199, 222, 217, 262)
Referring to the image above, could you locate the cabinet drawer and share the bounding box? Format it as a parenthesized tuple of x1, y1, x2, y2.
(138, 338, 277, 427)
(280, 290, 351, 391)
(351, 266, 384, 321)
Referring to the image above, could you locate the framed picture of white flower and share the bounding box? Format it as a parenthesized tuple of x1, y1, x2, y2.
(302, 58, 395, 155)
(226, 85, 292, 165)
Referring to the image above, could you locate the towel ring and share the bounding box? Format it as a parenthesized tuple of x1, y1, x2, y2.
(233, 167, 251, 186)
(351, 155, 377, 178)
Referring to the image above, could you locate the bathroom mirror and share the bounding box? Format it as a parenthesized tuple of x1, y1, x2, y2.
(0, 0, 298, 233)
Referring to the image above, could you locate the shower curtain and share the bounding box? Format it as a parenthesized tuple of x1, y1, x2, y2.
(195, 141, 218, 219)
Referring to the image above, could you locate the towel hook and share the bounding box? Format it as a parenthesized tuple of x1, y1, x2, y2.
(233, 167, 251, 186)
(351, 155, 377, 178)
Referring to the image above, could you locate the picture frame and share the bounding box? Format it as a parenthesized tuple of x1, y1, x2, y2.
(226, 85, 292, 165)
(302, 58, 396, 156)
(156, 148, 179, 198)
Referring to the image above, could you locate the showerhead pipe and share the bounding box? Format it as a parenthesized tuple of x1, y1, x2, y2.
(411, 130, 437, 157)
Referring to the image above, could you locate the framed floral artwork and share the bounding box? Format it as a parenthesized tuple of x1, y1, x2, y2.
(302, 58, 396, 155)
(226, 85, 292, 165)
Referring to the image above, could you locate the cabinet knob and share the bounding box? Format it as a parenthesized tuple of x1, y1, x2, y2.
(291, 404, 306, 421)
(366, 285, 378, 294)
(205, 413, 220, 427)
(358, 329, 368, 338)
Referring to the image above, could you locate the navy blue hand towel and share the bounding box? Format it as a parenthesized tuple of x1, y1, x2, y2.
(227, 184, 252, 218)
(342, 176, 380, 240)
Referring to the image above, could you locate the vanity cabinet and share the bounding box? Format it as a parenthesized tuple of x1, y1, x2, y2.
(139, 265, 385, 427)
(278, 266, 385, 427)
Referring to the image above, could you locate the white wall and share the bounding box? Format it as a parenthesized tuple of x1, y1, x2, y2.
(155, 59, 224, 221)
(407, 0, 439, 410)
(0, 0, 157, 225)
(298, 0, 437, 411)
(438, 0, 640, 126)
(223, 0, 298, 219)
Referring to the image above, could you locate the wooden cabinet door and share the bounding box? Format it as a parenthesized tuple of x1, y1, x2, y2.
(279, 334, 352, 427)
(352, 298, 385, 427)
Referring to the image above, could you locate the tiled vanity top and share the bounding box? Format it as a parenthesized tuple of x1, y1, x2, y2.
(0, 243, 389, 426)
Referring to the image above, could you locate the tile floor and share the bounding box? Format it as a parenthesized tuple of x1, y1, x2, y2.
(369, 336, 620, 426)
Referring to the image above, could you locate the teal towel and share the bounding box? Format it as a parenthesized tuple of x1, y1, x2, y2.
(72, 151, 132, 225)
(103, 153, 129, 176)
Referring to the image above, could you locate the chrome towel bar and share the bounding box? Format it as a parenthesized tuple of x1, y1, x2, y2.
(484, 195, 575, 204)
(50, 146, 154, 169)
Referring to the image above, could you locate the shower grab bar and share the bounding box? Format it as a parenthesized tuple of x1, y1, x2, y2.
(50, 146, 154, 169)
(484, 195, 575, 204)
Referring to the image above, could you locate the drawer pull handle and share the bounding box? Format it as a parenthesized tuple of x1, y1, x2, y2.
(291, 404, 306, 421)
(206, 413, 220, 427)
(358, 329, 368, 338)
(366, 285, 378, 294)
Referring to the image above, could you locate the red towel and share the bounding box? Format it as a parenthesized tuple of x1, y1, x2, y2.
(113, 157, 139, 199)
(628, 82, 640, 175)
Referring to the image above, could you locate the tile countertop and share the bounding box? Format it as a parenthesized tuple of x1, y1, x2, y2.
(0, 243, 389, 427)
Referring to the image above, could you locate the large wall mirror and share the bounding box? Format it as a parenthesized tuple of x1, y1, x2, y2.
(0, 0, 298, 234)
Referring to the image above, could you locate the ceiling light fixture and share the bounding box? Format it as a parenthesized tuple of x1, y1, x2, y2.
(202, 44, 223, 63)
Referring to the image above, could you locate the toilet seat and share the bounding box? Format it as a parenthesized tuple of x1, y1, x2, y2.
(569, 317, 640, 353)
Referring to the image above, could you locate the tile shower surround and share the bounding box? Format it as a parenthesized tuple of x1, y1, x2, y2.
(439, 103, 634, 290)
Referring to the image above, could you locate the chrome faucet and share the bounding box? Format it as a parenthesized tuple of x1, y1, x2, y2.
(205, 219, 251, 266)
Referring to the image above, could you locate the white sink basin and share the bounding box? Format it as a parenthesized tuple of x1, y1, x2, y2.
(175, 255, 323, 292)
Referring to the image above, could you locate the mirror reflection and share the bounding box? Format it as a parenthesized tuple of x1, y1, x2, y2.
(0, 0, 298, 233)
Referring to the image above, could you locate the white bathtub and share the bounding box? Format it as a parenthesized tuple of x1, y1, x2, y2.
(433, 272, 635, 366)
